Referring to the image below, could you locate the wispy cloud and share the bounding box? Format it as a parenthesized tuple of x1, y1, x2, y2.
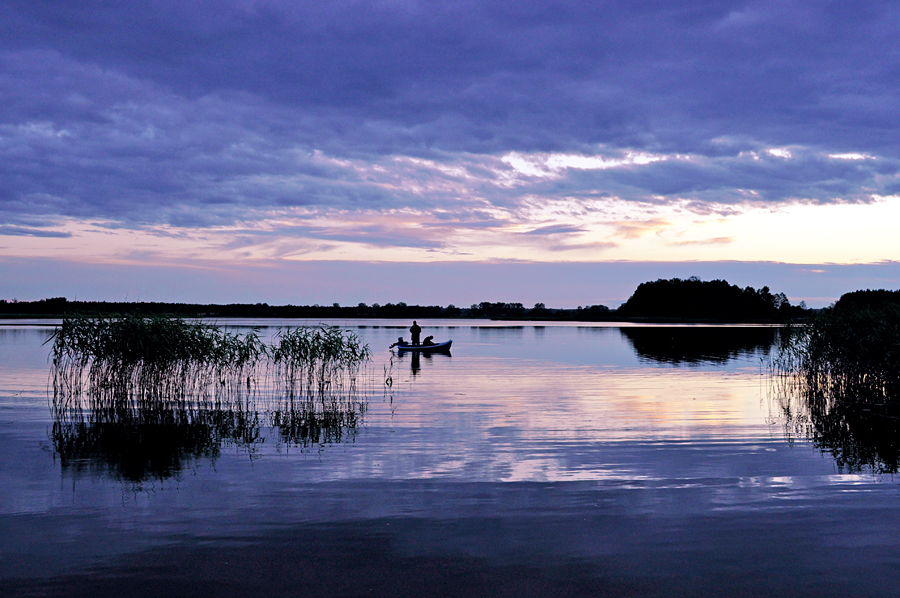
(523, 224, 589, 236)
(667, 236, 734, 246)
(545, 240, 619, 253)
(0, 225, 72, 238)
(607, 219, 672, 240)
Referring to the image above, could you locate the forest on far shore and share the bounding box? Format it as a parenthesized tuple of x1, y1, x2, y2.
(0, 276, 868, 323)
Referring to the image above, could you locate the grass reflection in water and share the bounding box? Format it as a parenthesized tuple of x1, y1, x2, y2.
(771, 305, 900, 473)
(48, 315, 371, 483)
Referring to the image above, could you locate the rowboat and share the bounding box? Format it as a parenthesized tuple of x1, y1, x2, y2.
(392, 340, 452, 353)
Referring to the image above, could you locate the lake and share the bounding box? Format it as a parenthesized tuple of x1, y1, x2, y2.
(2, 319, 899, 597)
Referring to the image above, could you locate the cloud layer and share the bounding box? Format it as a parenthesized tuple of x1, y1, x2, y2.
(1, 1, 899, 259)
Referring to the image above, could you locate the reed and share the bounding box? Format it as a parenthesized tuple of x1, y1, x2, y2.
(49, 315, 372, 481)
(269, 325, 371, 401)
(771, 304, 900, 472)
(50, 313, 266, 409)
(268, 325, 370, 446)
(775, 304, 900, 404)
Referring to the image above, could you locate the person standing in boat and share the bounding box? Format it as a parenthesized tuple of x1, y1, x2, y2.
(409, 321, 422, 345)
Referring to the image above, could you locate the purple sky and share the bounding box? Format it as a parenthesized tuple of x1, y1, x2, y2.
(2, 1, 899, 307)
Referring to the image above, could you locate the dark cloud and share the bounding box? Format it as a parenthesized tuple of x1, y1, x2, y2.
(0, 225, 71, 238)
(1, 0, 899, 229)
(225, 223, 447, 251)
(524, 224, 588, 236)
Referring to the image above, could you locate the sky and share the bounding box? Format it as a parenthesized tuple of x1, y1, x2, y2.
(1, 0, 899, 307)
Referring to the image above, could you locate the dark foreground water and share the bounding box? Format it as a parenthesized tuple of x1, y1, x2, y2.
(2, 320, 899, 597)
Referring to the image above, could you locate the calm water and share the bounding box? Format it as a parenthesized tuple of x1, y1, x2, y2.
(1, 320, 899, 597)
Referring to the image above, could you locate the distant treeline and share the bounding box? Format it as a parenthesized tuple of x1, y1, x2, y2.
(0, 297, 613, 321)
(0, 276, 831, 322)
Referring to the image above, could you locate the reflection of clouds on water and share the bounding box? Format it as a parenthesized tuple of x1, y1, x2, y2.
(368, 359, 769, 483)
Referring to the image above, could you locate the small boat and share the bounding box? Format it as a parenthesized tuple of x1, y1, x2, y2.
(392, 340, 452, 353)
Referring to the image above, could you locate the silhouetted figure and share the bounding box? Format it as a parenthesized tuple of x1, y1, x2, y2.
(410, 321, 422, 345)
(390, 337, 406, 348)
(422, 335, 435, 346)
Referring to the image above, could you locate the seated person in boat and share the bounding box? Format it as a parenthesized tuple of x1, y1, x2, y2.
(390, 337, 407, 348)
(422, 335, 435, 346)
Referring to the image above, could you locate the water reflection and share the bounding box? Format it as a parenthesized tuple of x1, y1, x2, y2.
(773, 379, 900, 474)
(621, 326, 777, 365)
(811, 403, 900, 473)
(394, 350, 452, 377)
(51, 406, 262, 482)
(9, 322, 900, 597)
(52, 396, 368, 484)
(50, 372, 368, 484)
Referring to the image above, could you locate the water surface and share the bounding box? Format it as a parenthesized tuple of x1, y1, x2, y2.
(1, 320, 898, 597)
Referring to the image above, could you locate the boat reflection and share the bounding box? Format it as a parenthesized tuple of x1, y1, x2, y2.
(395, 349, 451, 377)
(621, 326, 777, 365)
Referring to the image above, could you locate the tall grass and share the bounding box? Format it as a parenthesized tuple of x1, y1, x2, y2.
(49, 315, 372, 481)
(771, 304, 900, 472)
(50, 314, 265, 409)
(269, 325, 371, 400)
(775, 305, 900, 404)
(268, 326, 371, 447)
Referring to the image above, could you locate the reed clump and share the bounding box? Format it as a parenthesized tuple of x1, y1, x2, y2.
(50, 313, 266, 407)
(772, 303, 900, 472)
(269, 325, 371, 400)
(776, 304, 900, 403)
(49, 315, 372, 481)
(268, 326, 370, 446)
